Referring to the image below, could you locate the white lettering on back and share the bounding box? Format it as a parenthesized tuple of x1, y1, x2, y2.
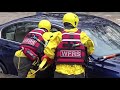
(22, 38, 37, 46)
(60, 50, 81, 58)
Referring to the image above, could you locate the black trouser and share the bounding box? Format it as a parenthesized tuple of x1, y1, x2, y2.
(13, 56, 32, 78)
(35, 63, 55, 78)
(13, 56, 56, 78)
(54, 72, 85, 78)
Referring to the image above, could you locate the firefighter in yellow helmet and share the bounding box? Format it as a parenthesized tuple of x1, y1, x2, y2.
(42, 12, 95, 78)
(13, 20, 54, 78)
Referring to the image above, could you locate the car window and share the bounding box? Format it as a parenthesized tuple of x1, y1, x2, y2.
(1, 21, 38, 43)
(15, 22, 38, 42)
(14, 23, 62, 43)
(1, 25, 16, 41)
(1, 21, 62, 43)
(82, 24, 120, 57)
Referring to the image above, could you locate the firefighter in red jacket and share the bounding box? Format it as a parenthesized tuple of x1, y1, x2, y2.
(13, 20, 52, 78)
(42, 12, 95, 78)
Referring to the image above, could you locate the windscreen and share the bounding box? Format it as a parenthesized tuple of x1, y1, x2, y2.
(82, 24, 120, 57)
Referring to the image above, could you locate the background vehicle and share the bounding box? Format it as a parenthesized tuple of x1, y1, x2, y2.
(0, 13, 120, 78)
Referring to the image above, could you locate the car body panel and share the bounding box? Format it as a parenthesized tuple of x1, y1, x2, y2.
(0, 38, 20, 75)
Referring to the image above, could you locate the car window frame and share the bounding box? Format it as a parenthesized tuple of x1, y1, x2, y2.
(0, 20, 64, 43)
(1, 20, 39, 42)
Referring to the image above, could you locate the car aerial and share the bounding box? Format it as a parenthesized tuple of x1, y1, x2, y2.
(0, 12, 120, 78)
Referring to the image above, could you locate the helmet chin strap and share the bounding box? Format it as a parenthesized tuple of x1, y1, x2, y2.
(75, 21, 76, 25)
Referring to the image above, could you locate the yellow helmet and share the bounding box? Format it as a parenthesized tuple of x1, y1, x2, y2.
(63, 12, 79, 28)
(38, 20, 51, 32)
